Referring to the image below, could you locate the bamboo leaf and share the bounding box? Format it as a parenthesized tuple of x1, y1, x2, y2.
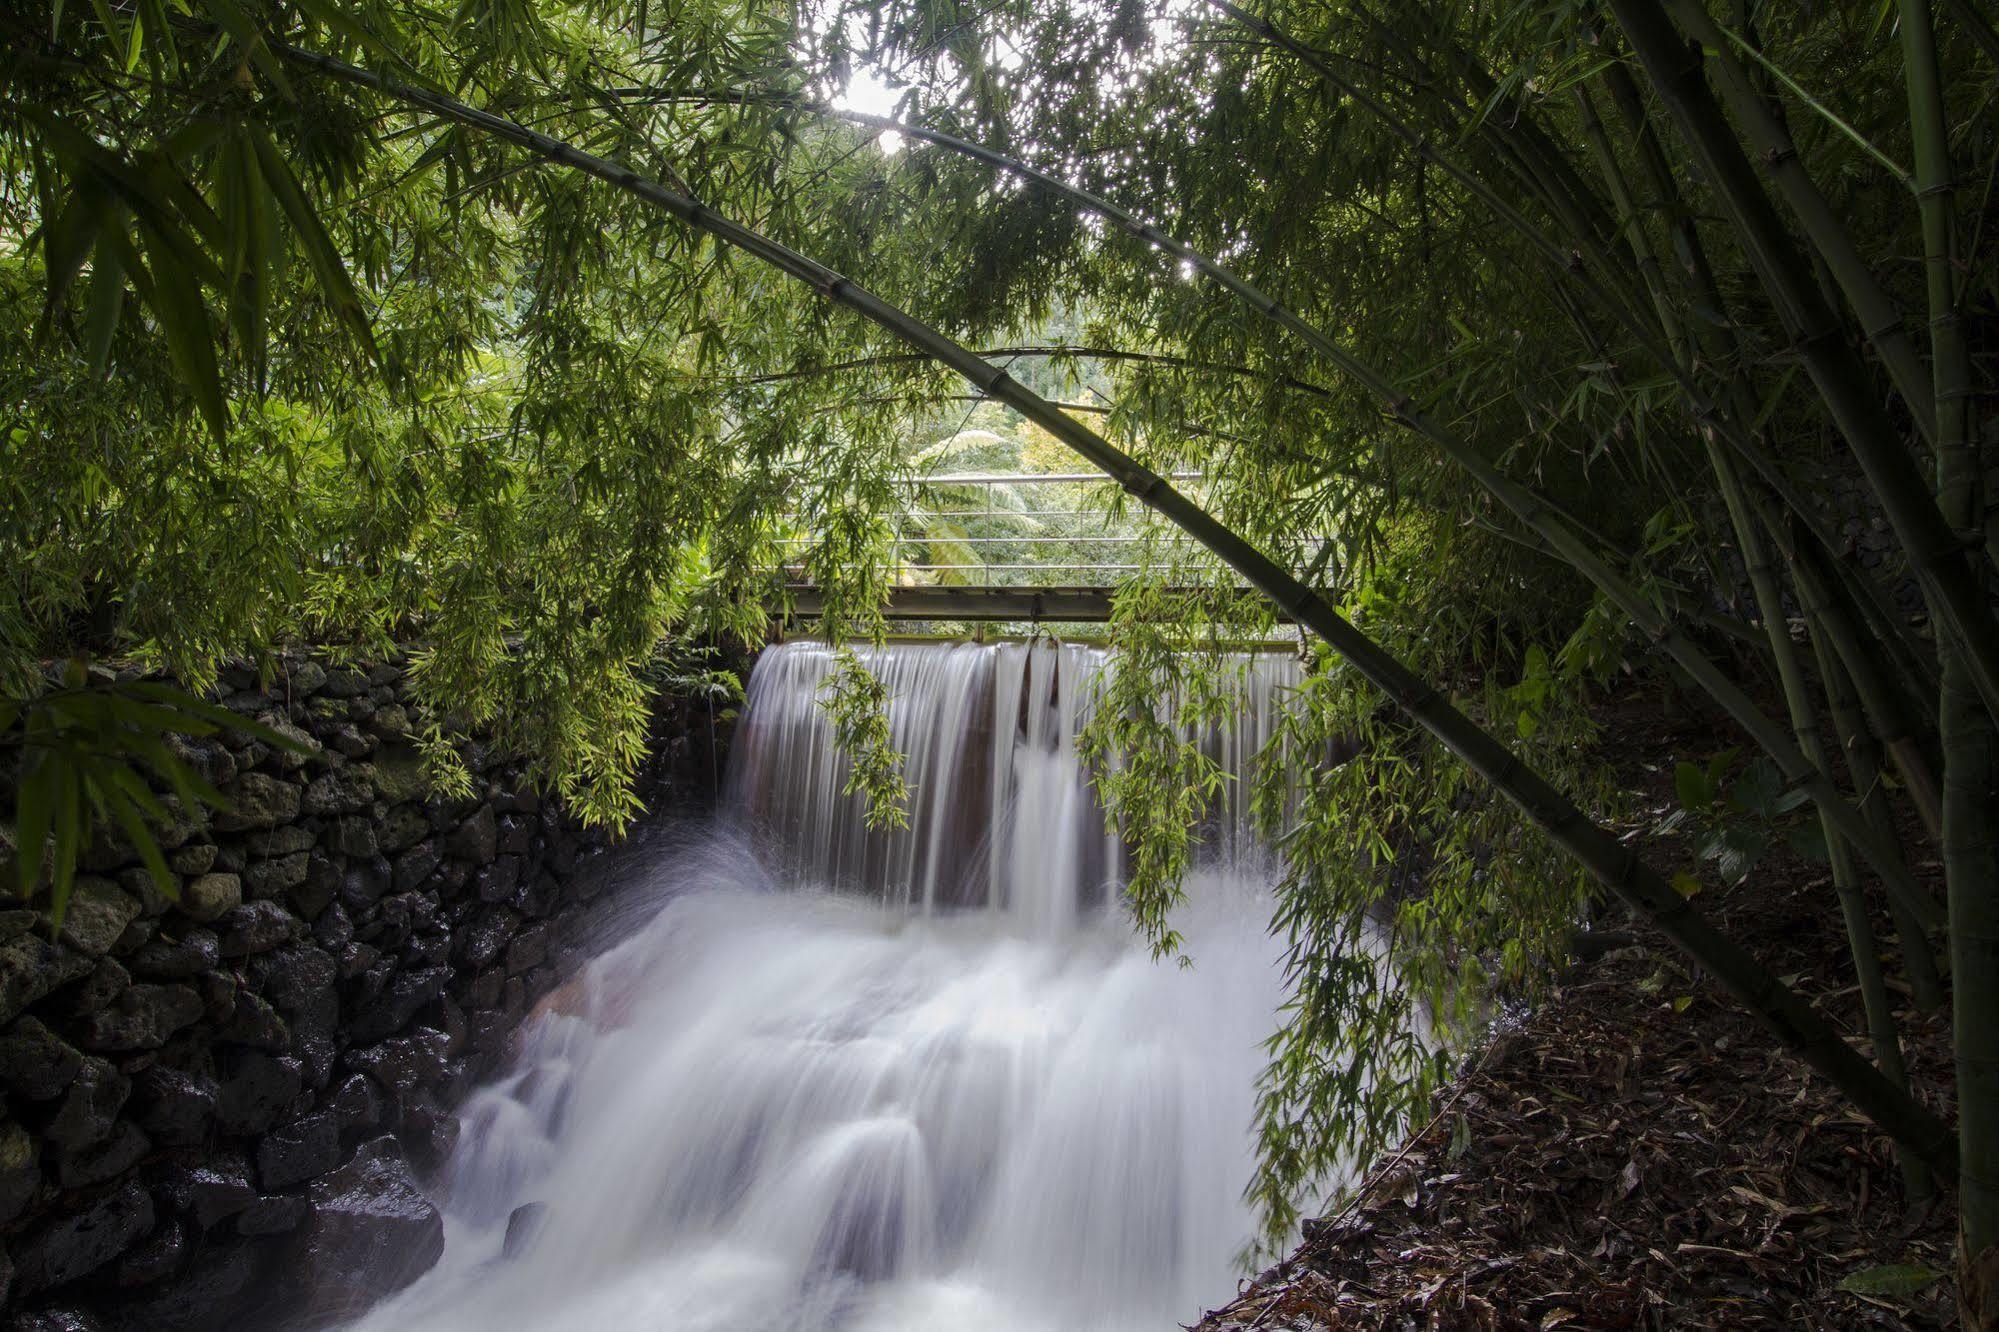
(249, 125, 380, 367)
(1838, 1264, 1943, 1297)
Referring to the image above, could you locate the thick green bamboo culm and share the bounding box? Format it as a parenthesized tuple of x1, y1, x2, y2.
(271, 39, 1961, 1179)
(1662, 0, 1937, 446)
(1899, 0, 1999, 1258)
(782, 99, 1946, 936)
(1610, 0, 1999, 731)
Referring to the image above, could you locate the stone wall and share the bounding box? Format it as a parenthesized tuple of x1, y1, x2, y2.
(0, 651, 736, 1330)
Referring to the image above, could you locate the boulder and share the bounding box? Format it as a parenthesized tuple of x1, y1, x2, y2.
(0, 1016, 84, 1099)
(12, 1182, 154, 1297)
(55, 1120, 150, 1188)
(0, 1120, 42, 1223)
(327, 1074, 384, 1133)
(52, 956, 131, 1018)
(289, 1139, 443, 1310)
(390, 842, 441, 894)
(53, 880, 142, 956)
(127, 929, 219, 981)
(46, 1058, 131, 1152)
(215, 1051, 302, 1137)
(236, 1193, 309, 1236)
(157, 1152, 256, 1229)
(178, 873, 242, 924)
(246, 825, 315, 858)
(289, 852, 341, 922)
(302, 771, 372, 818)
(216, 901, 295, 958)
(445, 806, 497, 863)
(102, 1235, 267, 1332)
(0, 934, 94, 1025)
(328, 815, 379, 859)
(115, 1217, 187, 1287)
(346, 1028, 452, 1096)
(256, 1113, 340, 1190)
(215, 992, 290, 1051)
(349, 968, 451, 1044)
(242, 852, 310, 900)
(502, 1202, 549, 1259)
(165, 843, 218, 878)
(130, 1068, 218, 1148)
(457, 906, 519, 970)
(213, 773, 299, 832)
(73, 983, 203, 1052)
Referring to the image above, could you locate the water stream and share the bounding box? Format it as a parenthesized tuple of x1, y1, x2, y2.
(352, 640, 1304, 1332)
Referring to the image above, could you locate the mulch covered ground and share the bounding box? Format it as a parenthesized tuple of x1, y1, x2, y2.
(1194, 694, 1962, 1330)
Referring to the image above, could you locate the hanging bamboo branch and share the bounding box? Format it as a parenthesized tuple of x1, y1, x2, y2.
(266, 38, 1959, 1176)
(767, 92, 1943, 932)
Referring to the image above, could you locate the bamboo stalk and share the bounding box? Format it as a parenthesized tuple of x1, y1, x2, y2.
(1663, 0, 1936, 445)
(1611, 0, 1999, 730)
(1900, 0, 1999, 1259)
(272, 38, 1960, 1178)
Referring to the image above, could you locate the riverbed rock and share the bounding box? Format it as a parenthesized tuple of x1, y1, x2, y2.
(289, 1138, 444, 1308)
(256, 1113, 340, 1190)
(502, 1202, 549, 1259)
(349, 967, 450, 1044)
(214, 1051, 302, 1137)
(131, 1068, 218, 1147)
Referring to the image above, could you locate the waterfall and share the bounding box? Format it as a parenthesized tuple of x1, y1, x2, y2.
(351, 640, 1304, 1332)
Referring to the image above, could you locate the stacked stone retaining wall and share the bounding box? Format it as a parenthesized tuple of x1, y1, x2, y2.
(0, 650, 735, 1329)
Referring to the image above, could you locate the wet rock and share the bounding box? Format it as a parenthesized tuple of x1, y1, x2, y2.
(377, 805, 429, 856)
(56, 1120, 150, 1188)
(130, 1068, 217, 1148)
(289, 1138, 443, 1308)
(12, 1312, 99, 1332)
(346, 1028, 451, 1095)
(349, 967, 450, 1044)
(242, 851, 310, 900)
(115, 866, 177, 919)
(289, 852, 341, 921)
(158, 1152, 256, 1228)
(302, 771, 372, 818)
(474, 855, 522, 904)
(313, 902, 355, 951)
(236, 1193, 309, 1236)
(128, 929, 218, 981)
(195, 969, 238, 1022)
(13, 1182, 154, 1297)
(215, 992, 290, 1051)
(246, 825, 316, 858)
(115, 1217, 187, 1287)
(256, 1113, 340, 1190)
(103, 1234, 265, 1332)
(327, 1074, 383, 1133)
(328, 815, 379, 859)
(458, 906, 518, 970)
(178, 873, 241, 924)
(53, 880, 143, 956)
(505, 923, 549, 976)
(340, 857, 393, 910)
(213, 773, 299, 832)
(446, 806, 497, 863)
(215, 1051, 302, 1137)
(0, 1120, 42, 1223)
(0, 1016, 84, 1099)
(47, 1058, 131, 1152)
(502, 1202, 549, 1259)
(391, 842, 441, 894)
(286, 660, 329, 697)
(320, 666, 369, 699)
(74, 983, 203, 1051)
(0, 934, 94, 1025)
(52, 956, 131, 1019)
(166, 843, 218, 878)
(216, 901, 295, 958)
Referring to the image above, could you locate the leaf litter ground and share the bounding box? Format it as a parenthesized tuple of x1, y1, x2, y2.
(1196, 693, 1960, 1330)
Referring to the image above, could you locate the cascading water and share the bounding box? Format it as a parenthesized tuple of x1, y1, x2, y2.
(351, 640, 1305, 1332)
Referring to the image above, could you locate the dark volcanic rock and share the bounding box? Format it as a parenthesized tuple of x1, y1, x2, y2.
(131, 1068, 218, 1147)
(215, 992, 291, 1050)
(213, 773, 300, 832)
(0, 1120, 42, 1223)
(103, 1235, 266, 1332)
(236, 1193, 309, 1236)
(128, 929, 219, 981)
(73, 983, 204, 1052)
(289, 1138, 444, 1310)
(446, 805, 497, 863)
(115, 1217, 187, 1287)
(157, 1152, 257, 1229)
(255, 1113, 340, 1190)
(0, 1016, 84, 1099)
(177, 873, 241, 924)
(13, 1183, 154, 1297)
(46, 1058, 131, 1152)
(215, 1051, 302, 1137)
(55, 1120, 150, 1188)
(390, 842, 442, 894)
(346, 1028, 452, 1095)
(0, 933, 94, 1026)
(216, 901, 296, 958)
(349, 967, 450, 1044)
(52, 956, 131, 1018)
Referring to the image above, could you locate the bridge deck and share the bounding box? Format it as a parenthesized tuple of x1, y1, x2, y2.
(781, 584, 1296, 623)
